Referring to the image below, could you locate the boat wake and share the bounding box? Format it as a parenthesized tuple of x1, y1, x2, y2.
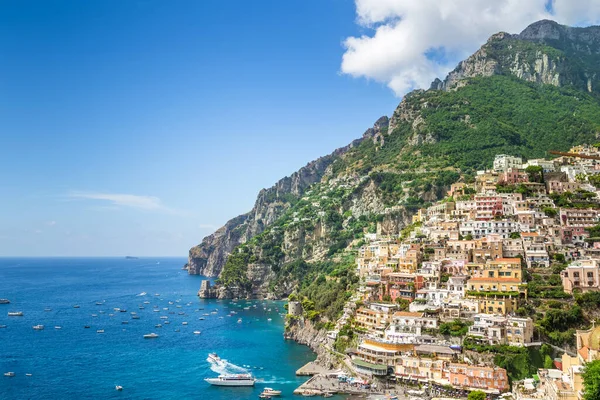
(207, 357, 249, 375)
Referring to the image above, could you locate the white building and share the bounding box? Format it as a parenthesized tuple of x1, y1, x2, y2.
(494, 155, 523, 173)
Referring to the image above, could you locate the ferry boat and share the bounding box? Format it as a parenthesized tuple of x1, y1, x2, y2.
(0, 299, 10, 304)
(8, 311, 23, 317)
(204, 374, 255, 387)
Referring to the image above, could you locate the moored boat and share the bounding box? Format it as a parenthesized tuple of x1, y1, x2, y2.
(4, 372, 15, 377)
(143, 332, 159, 339)
(204, 374, 255, 387)
(0, 299, 10, 304)
(33, 324, 44, 330)
(8, 311, 23, 317)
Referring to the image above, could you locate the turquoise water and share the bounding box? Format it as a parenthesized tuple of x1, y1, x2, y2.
(0, 258, 317, 399)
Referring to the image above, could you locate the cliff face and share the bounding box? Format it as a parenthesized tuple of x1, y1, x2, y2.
(431, 20, 600, 93)
(189, 19, 600, 300)
(187, 138, 366, 276)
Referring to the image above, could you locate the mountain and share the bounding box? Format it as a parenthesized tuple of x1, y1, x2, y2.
(187, 20, 600, 300)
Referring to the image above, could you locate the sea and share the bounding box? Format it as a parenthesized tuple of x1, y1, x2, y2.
(0, 257, 321, 399)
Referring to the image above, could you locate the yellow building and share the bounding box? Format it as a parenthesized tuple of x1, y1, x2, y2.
(466, 258, 526, 314)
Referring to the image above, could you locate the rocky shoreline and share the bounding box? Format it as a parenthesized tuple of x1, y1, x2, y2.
(284, 317, 339, 370)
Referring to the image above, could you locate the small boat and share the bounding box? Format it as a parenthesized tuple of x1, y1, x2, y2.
(175, 328, 180, 332)
(163, 308, 168, 311)
(267, 318, 272, 322)
(84, 325, 91, 329)
(143, 333, 159, 339)
(262, 388, 282, 396)
(120, 309, 127, 313)
(44, 308, 52, 312)
(178, 312, 185, 315)
(0, 325, 7, 328)
(121, 321, 128, 325)
(73, 305, 80, 309)
(54, 326, 62, 329)
(182, 321, 188, 325)
(153, 309, 160, 312)
(139, 306, 145, 310)
(115, 385, 123, 391)
(0, 299, 10, 304)
(193, 330, 201, 335)
(160, 316, 169, 319)
(237, 318, 242, 324)
(143, 301, 150, 304)
(132, 315, 140, 320)
(91, 314, 98, 317)
(8, 311, 23, 317)
(4, 372, 15, 377)
(97, 330, 104, 333)
(323, 393, 333, 398)
(25, 373, 32, 377)
(199, 317, 205, 320)
(155, 324, 162, 328)
(95, 302, 103, 305)
(164, 321, 170, 324)
(33, 325, 44, 330)
(301, 392, 316, 397)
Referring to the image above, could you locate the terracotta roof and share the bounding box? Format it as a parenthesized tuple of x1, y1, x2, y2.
(393, 311, 423, 318)
(579, 346, 590, 361)
(490, 258, 521, 263)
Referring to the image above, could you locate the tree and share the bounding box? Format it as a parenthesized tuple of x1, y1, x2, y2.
(509, 232, 521, 239)
(525, 165, 544, 183)
(583, 360, 600, 400)
(468, 391, 486, 400)
(465, 233, 474, 240)
(544, 355, 554, 369)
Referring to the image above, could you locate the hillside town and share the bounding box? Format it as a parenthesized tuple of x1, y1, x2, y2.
(290, 145, 600, 399)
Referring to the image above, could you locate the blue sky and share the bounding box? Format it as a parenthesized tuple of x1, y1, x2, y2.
(2, 0, 597, 256)
(0, 0, 399, 256)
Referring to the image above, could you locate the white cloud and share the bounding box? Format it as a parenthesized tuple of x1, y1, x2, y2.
(68, 192, 166, 211)
(341, 0, 600, 96)
(46, 221, 56, 226)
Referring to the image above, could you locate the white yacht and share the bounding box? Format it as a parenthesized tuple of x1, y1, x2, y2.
(143, 333, 159, 339)
(262, 388, 282, 396)
(8, 312, 23, 317)
(204, 374, 255, 387)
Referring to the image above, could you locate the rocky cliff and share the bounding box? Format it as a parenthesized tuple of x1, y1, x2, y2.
(188, 19, 600, 301)
(187, 136, 366, 276)
(431, 20, 600, 93)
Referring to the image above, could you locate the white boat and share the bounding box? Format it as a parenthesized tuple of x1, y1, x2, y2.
(25, 373, 32, 377)
(115, 385, 123, 391)
(143, 333, 159, 339)
(237, 318, 242, 324)
(97, 330, 104, 333)
(8, 312, 23, 317)
(54, 326, 62, 329)
(73, 305, 80, 309)
(262, 388, 282, 396)
(182, 322, 188, 325)
(132, 316, 140, 320)
(4, 372, 15, 377)
(0, 325, 7, 328)
(193, 330, 201, 335)
(155, 324, 162, 328)
(160, 316, 169, 319)
(204, 374, 255, 387)
(33, 325, 44, 330)
(44, 308, 52, 312)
